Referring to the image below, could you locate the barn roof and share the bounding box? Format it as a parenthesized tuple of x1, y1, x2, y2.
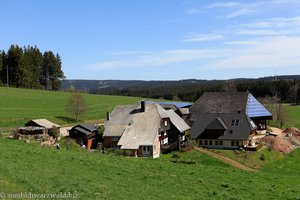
(189, 92, 272, 121)
(26, 119, 60, 129)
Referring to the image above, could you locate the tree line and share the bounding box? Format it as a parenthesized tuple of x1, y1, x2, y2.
(89, 79, 300, 104)
(0, 45, 64, 90)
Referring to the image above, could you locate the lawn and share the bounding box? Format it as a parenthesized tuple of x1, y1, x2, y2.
(287, 104, 300, 129)
(0, 138, 299, 199)
(0, 87, 145, 131)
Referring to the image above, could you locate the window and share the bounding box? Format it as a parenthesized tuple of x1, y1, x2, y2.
(181, 135, 185, 141)
(215, 141, 219, 145)
(142, 146, 152, 154)
(209, 140, 212, 145)
(220, 141, 223, 146)
(199, 140, 203, 145)
(205, 140, 208, 145)
(231, 120, 240, 127)
(164, 120, 168, 126)
(231, 120, 235, 126)
(236, 141, 240, 146)
(231, 141, 235, 146)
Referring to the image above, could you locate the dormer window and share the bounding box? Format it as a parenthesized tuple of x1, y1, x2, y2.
(235, 120, 240, 126)
(164, 120, 168, 126)
(231, 120, 240, 127)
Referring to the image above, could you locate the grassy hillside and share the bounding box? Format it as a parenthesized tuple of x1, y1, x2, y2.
(287, 105, 300, 129)
(0, 138, 299, 199)
(0, 87, 143, 129)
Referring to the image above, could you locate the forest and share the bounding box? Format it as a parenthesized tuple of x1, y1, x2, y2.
(0, 45, 64, 90)
(85, 78, 300, 103)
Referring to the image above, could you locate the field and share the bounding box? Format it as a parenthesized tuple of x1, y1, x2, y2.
(287, 104, 300, 129)
(0, 87, 145, 130)
(0, 138, 299, 199)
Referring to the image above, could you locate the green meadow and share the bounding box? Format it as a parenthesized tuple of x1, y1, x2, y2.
(0, 87, 143, 130)
(0, 138, 299, 200)
(287, 105, 300, 129)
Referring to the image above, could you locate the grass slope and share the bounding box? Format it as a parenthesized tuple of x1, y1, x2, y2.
(0, 87, 143, 129)
(0, 138, 299, 199)
(287, 105, 300, 129)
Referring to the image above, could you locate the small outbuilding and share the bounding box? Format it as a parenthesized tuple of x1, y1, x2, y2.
(25, 119, 60, 134)
(69, 123, 100, 149)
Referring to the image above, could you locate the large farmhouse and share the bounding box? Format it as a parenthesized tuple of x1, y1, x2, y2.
(103, 101, 190, 158)
(189, 92, 272, 149)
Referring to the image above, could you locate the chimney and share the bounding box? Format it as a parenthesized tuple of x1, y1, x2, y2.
(106, 112, 110, 121)
(141, 101, 145, 112)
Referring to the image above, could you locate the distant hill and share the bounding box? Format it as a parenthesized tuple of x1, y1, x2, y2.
(61, 75, 300, 92)
(60, 75, 300, 102)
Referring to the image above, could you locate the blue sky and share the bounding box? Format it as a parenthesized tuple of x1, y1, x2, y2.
(1, 0, 300, 80)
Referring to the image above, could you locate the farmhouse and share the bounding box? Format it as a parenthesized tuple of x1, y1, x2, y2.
(103, 101, 190, 158)
(25, 119, 60, 134)
(189, 92, 272, 149)
(69, 123, 100, 149)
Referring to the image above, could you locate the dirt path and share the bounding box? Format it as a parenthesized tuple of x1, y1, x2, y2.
(269, 127, 284, 136)
(193, 147, 257, 172)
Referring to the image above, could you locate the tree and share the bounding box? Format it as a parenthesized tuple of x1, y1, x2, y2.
(289, 83, 299, 105)
(263, 91, 288, 128)
(66, 93, 88, 123)
(223, 80, 237, 92)
(41, 51, 65, 90)
(7, 45, 24, 87)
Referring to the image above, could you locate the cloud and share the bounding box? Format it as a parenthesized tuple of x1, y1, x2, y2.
(187, 8, 201, 15)
(225, 40, 261, 45)
(225, 8, 252, 18)
(209, 36, 300, 69)
(236, 29, 292, 36)
(207, 2, 240, 8)
(183, 34, 224, 42)
(240, 16, 300, 28)
(89, 49, 230, 70)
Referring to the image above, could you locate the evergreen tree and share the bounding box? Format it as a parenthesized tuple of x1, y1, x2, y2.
(7, 45, 24, 87)
(41, 51, 65, 90)
(0, 52, 2, 84)
(23, 46, 43, 88)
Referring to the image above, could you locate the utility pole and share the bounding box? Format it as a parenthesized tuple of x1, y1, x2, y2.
(6, 65, 9, 87)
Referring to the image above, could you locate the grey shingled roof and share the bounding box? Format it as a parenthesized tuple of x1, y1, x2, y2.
(103, 104, 138, 137)
(165, 110, 190, 132)
(191, 113, 255, 140)
(104, 102, 190, 150)
(117, 104, 160, 149)
(189, 92, 248, 121)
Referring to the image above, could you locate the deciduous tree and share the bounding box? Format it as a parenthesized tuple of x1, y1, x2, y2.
(66, 93, 88, 123)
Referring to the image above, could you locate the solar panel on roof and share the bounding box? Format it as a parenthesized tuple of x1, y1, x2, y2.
(156, 102, 192, 108)
(246, 94, 272, 118)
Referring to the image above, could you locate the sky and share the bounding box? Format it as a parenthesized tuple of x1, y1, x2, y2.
(1, 0, 300, 80)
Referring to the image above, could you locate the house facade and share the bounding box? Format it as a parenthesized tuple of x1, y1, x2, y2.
(103, 101, 190, 158)
(189, 92, 272, 149)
